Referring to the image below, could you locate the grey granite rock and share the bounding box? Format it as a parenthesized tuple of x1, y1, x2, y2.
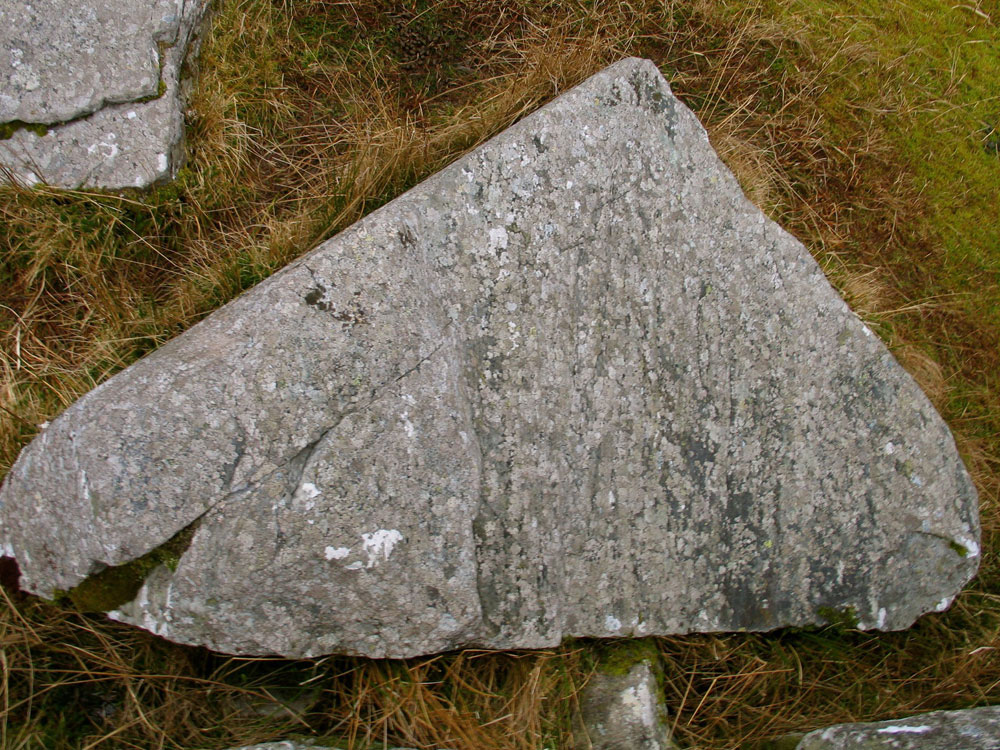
(794, 706, 1000, 749)
(0, 59, 980, 658)
(228, 744, 445, 750)
(0, 0, 211, 189)
(573, 660, 677, 750)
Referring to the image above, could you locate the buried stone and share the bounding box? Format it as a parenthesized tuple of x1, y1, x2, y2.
(780, 706, 1000, 749)
(0, 59, 980, 658)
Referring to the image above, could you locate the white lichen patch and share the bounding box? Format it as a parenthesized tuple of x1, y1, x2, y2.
(488, 226, 508, 251)
(620, 681, 657, 728)
(876, 725, 932, 734)
(399, 411, 417, 439)
(324, 545, 350, 561)
(957, 536, 981, 558)
(361, 529, 404, 568)
(604, 614, 622, 632)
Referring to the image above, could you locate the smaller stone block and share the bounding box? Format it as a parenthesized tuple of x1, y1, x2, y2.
(795, 706, 1000, 749)
(573, 660, 677, 750)
(0, 0, 211, 189)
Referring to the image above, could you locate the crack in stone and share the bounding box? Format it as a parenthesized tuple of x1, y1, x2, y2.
(67, 511, 205, 612)
(223, 339, 451, 513)
(913, 529, 975, 557)
(0, 41, 178, 136)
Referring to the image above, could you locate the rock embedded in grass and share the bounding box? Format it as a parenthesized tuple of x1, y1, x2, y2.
(572, 659, 677, 750)
(789, 706, 1000, 749)
(0, 58, 980, 658)
(229, 744, 448, 750)
(0, 0, 211, 189)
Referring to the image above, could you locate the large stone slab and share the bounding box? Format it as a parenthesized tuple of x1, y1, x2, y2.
(794, 706, 1000, 749)
(0, 0, 210, 189)
(0, 59, 979, 658)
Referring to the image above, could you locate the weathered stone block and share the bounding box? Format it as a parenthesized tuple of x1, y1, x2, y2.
(0, 59, 979, 658)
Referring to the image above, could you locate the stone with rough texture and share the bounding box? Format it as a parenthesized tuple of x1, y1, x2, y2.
(0, 59, 980, 658)
(0, 0, 210, 189)
(228, 744, 439, 750)
(573, 660, 676, 750)
(794, 706, 1000, 749)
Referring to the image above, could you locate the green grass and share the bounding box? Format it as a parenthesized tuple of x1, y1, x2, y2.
(766, 0, 1000, 442)
(2, 0, 1000, 747)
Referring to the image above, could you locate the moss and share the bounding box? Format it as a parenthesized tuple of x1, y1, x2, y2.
(950, 540, 970, 558)
(135, 78, 169, 103)
(0, 120, 50, 141)
(594, 637, 661, 677)
(748, 733, 807, 750)
(57, 521, 200, 612)
(816, 605, 860, 630)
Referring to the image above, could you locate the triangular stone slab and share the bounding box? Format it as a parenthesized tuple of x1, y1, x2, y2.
(0, 59, 979, 658)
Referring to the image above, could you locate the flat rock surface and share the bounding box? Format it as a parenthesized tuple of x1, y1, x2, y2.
(0, 59, 980, 658)
(796, 706, 1000, 749)
(0, 0, 210, 188)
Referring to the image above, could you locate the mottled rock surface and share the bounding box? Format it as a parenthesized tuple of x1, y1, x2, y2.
(794, 706, 1000, 749)
(573, 660, 676, 750)
(0, 58, 979, 658)
(229, 744, 444, 750)
(0, 0, 211, 188)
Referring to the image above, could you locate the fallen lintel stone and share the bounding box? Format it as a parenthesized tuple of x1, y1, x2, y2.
(0, 0, 211, 189)
(0, 58, 980, 658)
(793, 706, 1000, 749)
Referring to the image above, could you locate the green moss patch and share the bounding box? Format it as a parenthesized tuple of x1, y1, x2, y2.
(0, 120, 50, 141)
(57, 521, 199, 612)
(593, 637, 662, 677)
(816, 606, 861, 630)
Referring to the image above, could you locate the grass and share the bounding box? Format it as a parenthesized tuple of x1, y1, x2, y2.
(1, 0, 999, 747)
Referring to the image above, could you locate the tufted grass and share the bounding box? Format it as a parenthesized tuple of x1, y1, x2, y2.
(1, 0, 999, 747)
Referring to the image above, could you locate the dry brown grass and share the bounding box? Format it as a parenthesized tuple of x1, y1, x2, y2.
(2, 0, 1000, 747)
